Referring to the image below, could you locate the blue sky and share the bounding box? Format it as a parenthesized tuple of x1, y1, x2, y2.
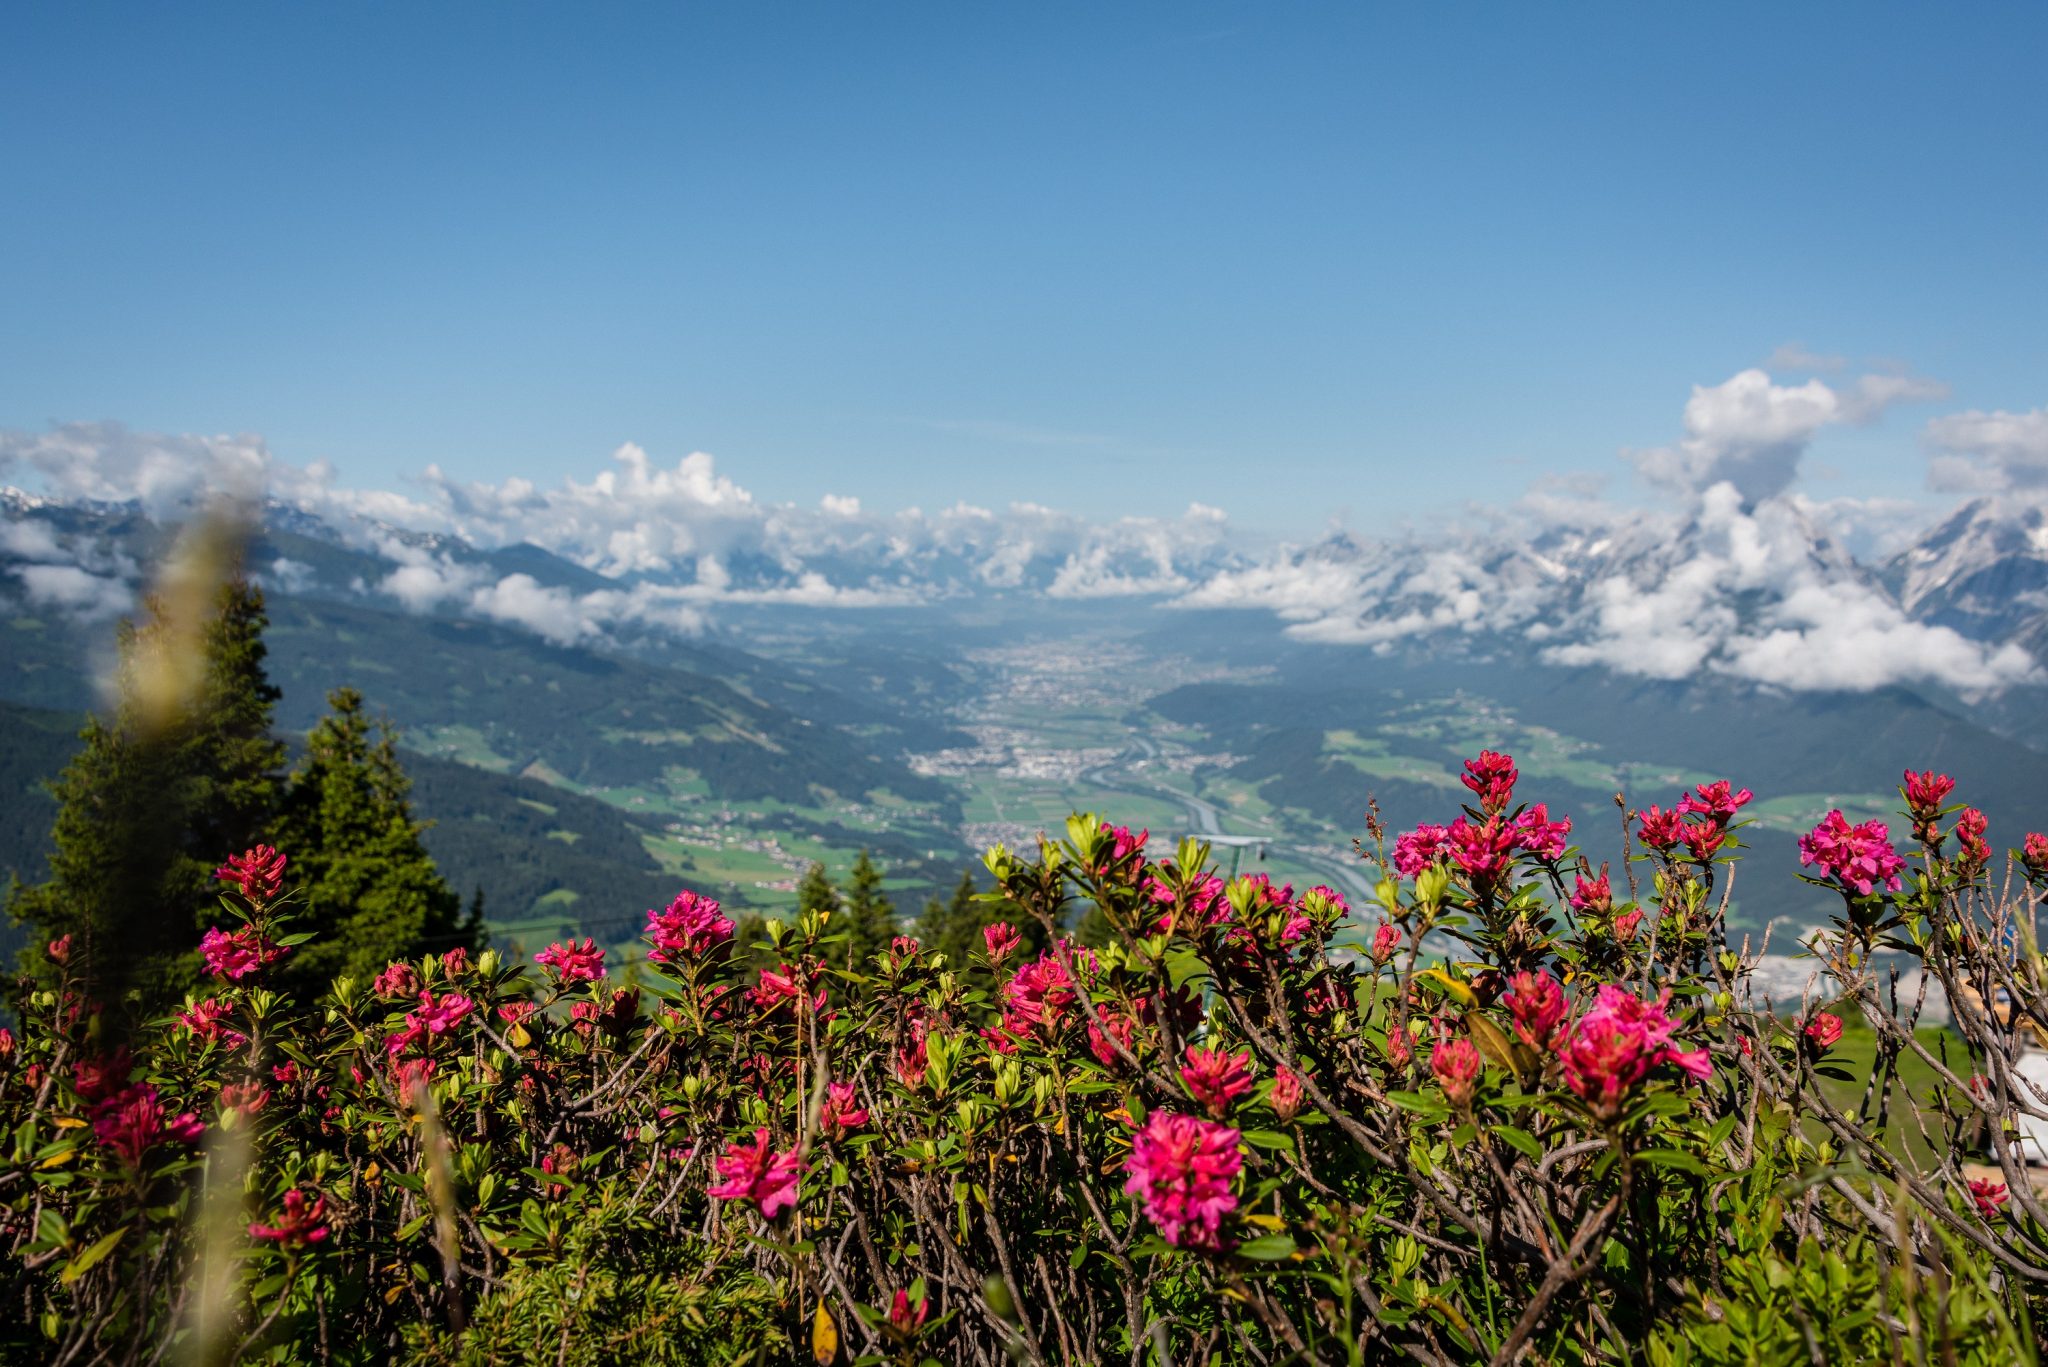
(3, 3, 2044, 533)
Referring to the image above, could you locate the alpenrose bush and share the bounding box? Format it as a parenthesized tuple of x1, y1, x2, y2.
(5, 761, 2048, 1364)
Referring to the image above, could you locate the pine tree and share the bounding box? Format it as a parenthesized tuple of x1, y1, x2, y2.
(8, 573, 285, 1013)
(840, 850, 896, 970)
(270, 688, 480, 993)
(796, 862, 840, 924)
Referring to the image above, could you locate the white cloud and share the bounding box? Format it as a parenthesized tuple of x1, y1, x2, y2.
(1925, 407, 2048, 493)
(12, 563, 132, 620)
(821, 494, 861, 516)
(0, 421, 271, 514)
(1765, 343, 1847, 373)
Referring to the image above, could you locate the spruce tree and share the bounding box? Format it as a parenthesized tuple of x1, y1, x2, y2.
(796, 862, 840, 923)
(9, 573, 285, 1013)
(840, 849, 896, 969)
(270, 688, 480, 993)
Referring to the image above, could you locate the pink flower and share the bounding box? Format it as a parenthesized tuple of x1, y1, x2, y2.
(895, 1036, 928, 1088)
(887, 1288, 930, 1335)
(1799, 811, 1906, 896)
(0, 1028, 15, 1060)
(220, 1082, 270, 1119)
(372, 960, 420, 998)
(1445, 816, 1518, 890)
(535, 938, 604, 983)
(46, 934, 72, 964)
(213, 845, 288, 904)
(1903, 769, 1956, 838)
(73, 1050, 134, 1105)
(1504, 971, 1568, 1052)
(249, 1188, 330, 1248)
(645, 889, 735, 965)
(1561, 985, 1710, 1116)
(91, 1083, 204, 1167)
(270, 1062, 299, 1084)
(199, 925, 289, 982)
(395, 1057, 436, 1103)
(1970, 1178, 2010, 1218)
(1677, 780, 1753, 822)
(982, 921, 1023, 963)
(176, 998, 248, 1048)
(496, 1000, 538, 1028)
(1385, 1023, 1415, 1067)
(1511, 804, 1572, 861)
(820, 1080, 869, 1136)
(1680, 821, 1727, 863)
(1954, 808, 1990, 866)
(439, 948, 469, 978)
(1146, 870, 1231, 936)
(1370, 921, 1402, 965)
(1569, 869, 1613, 916)
(1267, 1065, 1305, 1122)
(1092, 825, 1149, 876)
(748, 964, 826, 1016)
(1636, 806, 1685, 852)
(409, 991, 475, 1037)
(706, 1128, 803, 1218)
(1804, 1012, 1844, 1053)
(1431, 1037, 1483, 1108)
(1392, 823, 1450, 878)
(1122, 1111, 1241, 1249)
(1088, 1008, 1138, 1069)
(1001, 946, 1083, 1038)
(1612, 908, 1644, 944)
(1180, 1045, 1255, 1118)
(1460, 750, 1518, 814)
(2025, 832, 2048, 880)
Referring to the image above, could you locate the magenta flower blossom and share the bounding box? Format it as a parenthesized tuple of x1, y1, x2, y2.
(1798, 811, 1906, 896)
(1370, 921, 1402, 965)
(645, 889, 735, 965)
(982, 921, 1023, 963)
(1804, 1012, 1843, 1052)
(707, 1128, 803, 1217)
(250, 1189, 330, 1249)
(1123, 1111, 1242, 1249)
(1612, 908, 1644, 944)
(2025, 832, 2048, 880)
(213, 845, 288, 904)
(820, 1080, 869, 1136)
(1180, 1045, 1255, 1117)
(372, 960, 421, 998)
(1001, 947, 1082, 1037)
(1504, 971, 1568, 1052)
(199, 926, 289, 982)
(1268, 1065, 1305, 1121)
(1569, 869, 1613, 915)
(1903, 770, 1956, 839)
(1460, 750, 1519, 814)
(1636, 806, 1685, 851)
(1512, 804, 1572, 860)
(1392, 823, 1451, 878)
(1446, 816, 1518, 889)
(91, 1083, 203, 1167)
(1431, 1037, 1483, 1108)
(176, 997, 248, 1048)
(1954, 808, 1990, 865)
(1092, 824, 1149, 876)
(1561, 985, 1711, 1116)
(535, 938, 604, 983)
(1676, 780, 1754, 822)
(1971, 1178, 2010, 1218)
(410, 990, 475, 1037)
(887, 1288, 931, 1335)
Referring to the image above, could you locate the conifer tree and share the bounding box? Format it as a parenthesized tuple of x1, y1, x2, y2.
(840, 850, 896, 969)
(9, 571, 285, 1012)
(796, 862, 840, 924)
(269, 687, 481, 993)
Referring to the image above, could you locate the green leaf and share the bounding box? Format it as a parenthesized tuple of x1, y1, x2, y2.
(1635, 1148, 1713, 1176)
(60, 1226, 127, 1284)
(1490, 1125, 1542, 1161)
(1234, 1233, 1297, 1262)
(1239, 1129, 1295, 1153)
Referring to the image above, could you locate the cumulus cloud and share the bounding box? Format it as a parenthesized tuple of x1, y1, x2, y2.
(1925, 407, 2048, 494)
(1627, 366, 1946, 505)
(0, 421, 271, 514)
(12, 563, 132, 620)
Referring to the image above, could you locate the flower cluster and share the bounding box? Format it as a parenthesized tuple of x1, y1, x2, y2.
(535, 937, 605, 983)
(1122, 1111, 1242, 1249)
(646, 889, 735, 965)
(706, 1128, 803, 1218)
(199, 925, 290, 982)
(1799, 811, 1906, 897)
(1560, 986, 1710, 1118)
(213, 844, 289, 904)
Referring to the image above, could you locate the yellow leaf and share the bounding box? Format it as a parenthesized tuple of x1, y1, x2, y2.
(507, 1023, 531, 1049)
(1242, 1213, 1287, 1232)
(1463, 1013, 1520, 1074)
(60, 1227, 127, 1284)
(811, 1304, 839, 1363)
(50, 1116, 86, 1130)
(1416, 969, 1477, 1008)
(39, 1148, 77, 1169)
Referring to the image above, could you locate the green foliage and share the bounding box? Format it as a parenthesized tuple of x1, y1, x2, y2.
(7, 572, 285, 1014)
(270, 688, 482, 992)
(839, 850, 896, 969)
